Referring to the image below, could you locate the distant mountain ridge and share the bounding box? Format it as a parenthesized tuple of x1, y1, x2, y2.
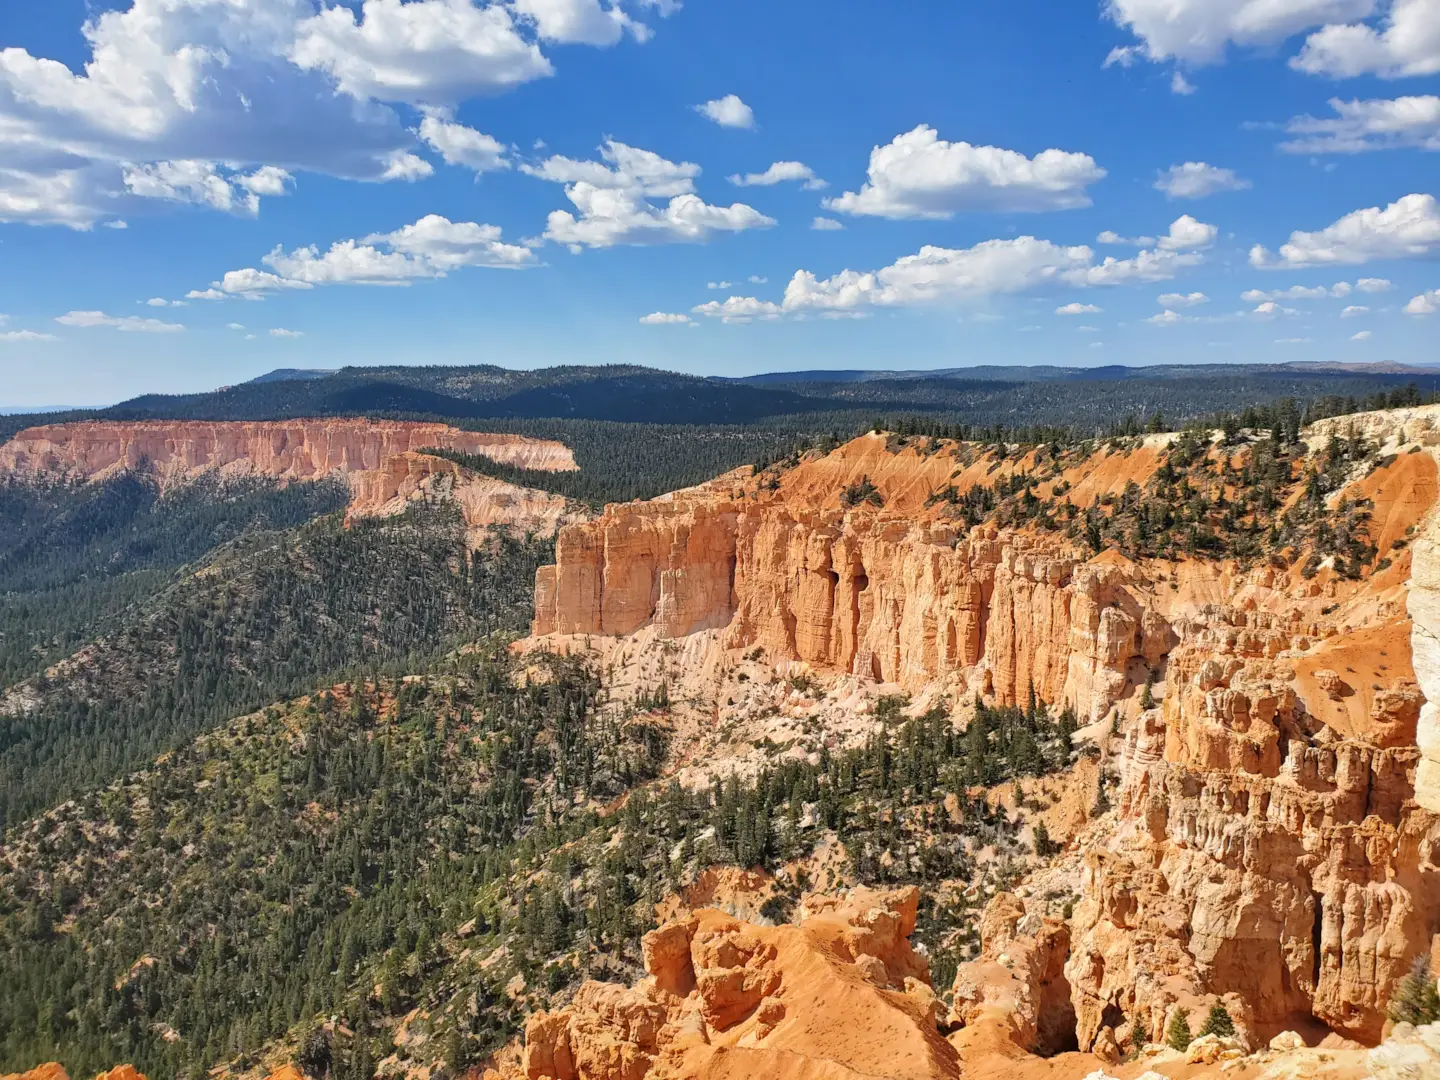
(6, 361, 1440, 444)
(244, 367, 339, 384)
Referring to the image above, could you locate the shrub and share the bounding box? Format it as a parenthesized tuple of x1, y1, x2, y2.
(840, 476, 883, 508)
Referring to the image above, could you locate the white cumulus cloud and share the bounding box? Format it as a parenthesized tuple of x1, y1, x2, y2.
(694, 95, 755, 129)
(1146, 309, 1193, 325)
(1154, 162, 1251, 198)
(418, 112, 510, 173)
(1406, 289, 1440, 315)
(1280, 95, 1440, 153)
(512, 0, 646, 46)
(1241, 283, 1349, 301)
(811, 216, 844, 231)
(1352, 329, 1372, 339)
(379, 151, 435, 182)
(1158, 291, 1209, 307)
(289, 0, 553, 104)
(1104, 0, 1378, 66)
(728, 161, 826, 190)
(824, 125, 1105, 219)
(56, 310, 184, 333)
(0, 328, 58, 343)
(1341, 304, 1370, 316)
(1250, 193, 1440, 268)
(204, 214, 534, 295)
(122, 161, 294, 215)
(639, 312, 693, 325)
(1056, 302, 1102, 315)
(1157, 214, 1218, 251)
(1291, 0, 1440, 78)
(0, 0, 665, 229)
(270, 327, 304, 338)
(525, 140, 773, 249)
(690, 296, 783, 323)
(693, 226, 1208, 323)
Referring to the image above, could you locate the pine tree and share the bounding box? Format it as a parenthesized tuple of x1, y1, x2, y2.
(1033, 822, 1057, 858)
(1198, 1003, 1235, 1039)
(1388, 955, 1440, 1027)
(1166, 1008, 1193, 1051)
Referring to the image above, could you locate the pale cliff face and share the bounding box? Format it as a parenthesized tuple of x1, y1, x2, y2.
(0, 419, 578, 482)
(530, 412, 1440, 1055)
(0, 419, 586, 540)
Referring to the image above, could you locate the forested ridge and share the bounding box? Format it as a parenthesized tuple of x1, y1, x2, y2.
(0, 473, 351, 686)
(7, 361, 1440, 447)
(0, 646, 1078, 1079)
(0, 501, 550, 831)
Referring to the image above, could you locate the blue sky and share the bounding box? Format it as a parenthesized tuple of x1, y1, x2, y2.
(1, 0, 1438, 406)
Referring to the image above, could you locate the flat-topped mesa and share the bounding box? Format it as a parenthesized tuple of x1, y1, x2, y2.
(0, 419, 578, 483)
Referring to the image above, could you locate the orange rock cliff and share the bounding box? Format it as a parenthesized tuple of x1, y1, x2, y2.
(529, 408, 1440, 1065)
(0, 420, 586, 539)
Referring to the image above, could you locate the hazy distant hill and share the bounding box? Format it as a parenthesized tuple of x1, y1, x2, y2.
(69, 361, 1440, 433)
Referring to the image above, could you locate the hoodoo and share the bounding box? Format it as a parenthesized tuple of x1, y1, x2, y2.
(531, 407, 1440, 1059)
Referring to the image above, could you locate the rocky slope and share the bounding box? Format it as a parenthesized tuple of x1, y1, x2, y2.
(1, 1069, 145, 1080)
(528, 408, 1440, 1066)
(0, 420, 585, 539)
(490, 885, 957, 1080)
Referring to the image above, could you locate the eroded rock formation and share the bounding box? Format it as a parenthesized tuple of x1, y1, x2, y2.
(491, 886, 958, 1080)
(0, 1067, 146, 1080)
(531, 412, 1440, 1055)
(534, 438, 1180, 721)
(0, 420, 585, 540)
(0, 420, 576, 481)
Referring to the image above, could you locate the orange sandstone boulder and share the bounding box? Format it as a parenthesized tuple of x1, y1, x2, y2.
(0, 1067, 69, 1080)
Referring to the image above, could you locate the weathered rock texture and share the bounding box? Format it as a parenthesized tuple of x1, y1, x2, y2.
(490, 885, 959, 1080)
(533, 412, 1440, 1053)
(0, 1067, 146, 1080)
(0, 420, 585, 540)
(0, 420, 576, 481)
(345, 451, 587, 542)
(534, 437, 1180, 722)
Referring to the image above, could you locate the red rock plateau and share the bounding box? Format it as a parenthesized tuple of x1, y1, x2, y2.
(528, 407, 1440, 1076)
(0, 1068, 146, 1080)
(0, 420, 586, 539)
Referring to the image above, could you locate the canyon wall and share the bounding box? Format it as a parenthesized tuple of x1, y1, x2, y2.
(0, 420, 577, 482)
(532, 418, 1440, 1049)
(0, 420, 585, 539)
(534, 436, 1181, 721)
